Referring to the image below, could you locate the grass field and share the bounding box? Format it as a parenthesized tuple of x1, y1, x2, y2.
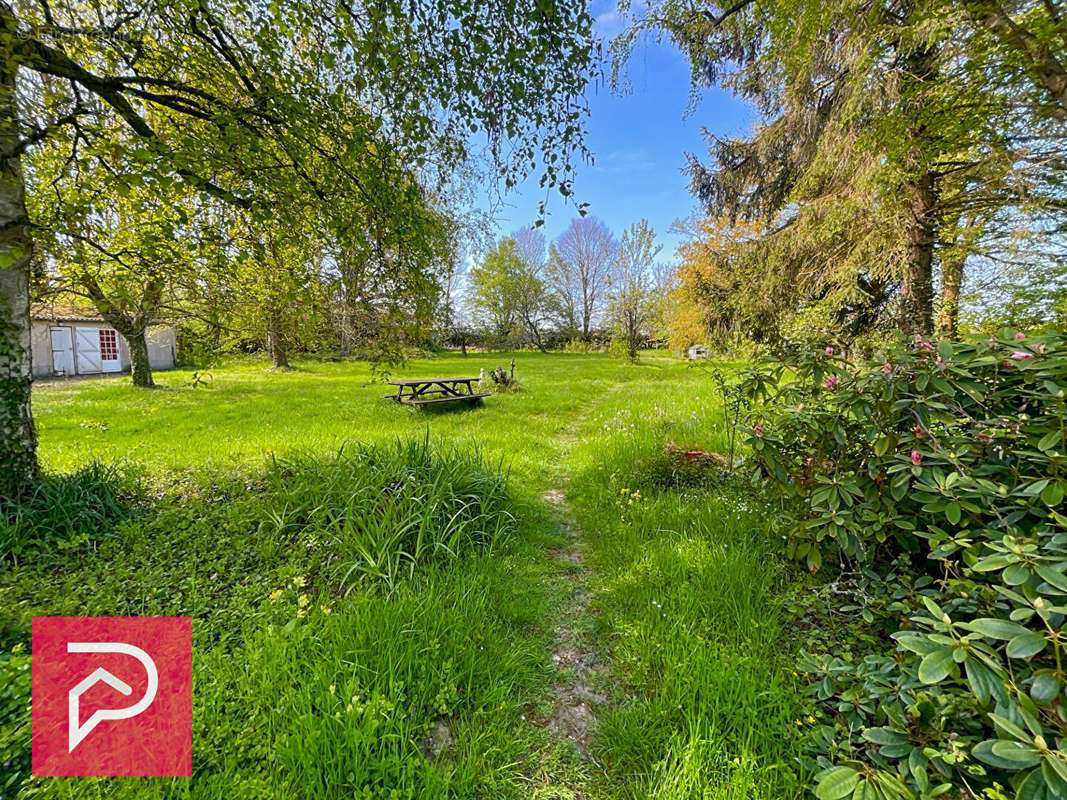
(0, 352, 804, 799)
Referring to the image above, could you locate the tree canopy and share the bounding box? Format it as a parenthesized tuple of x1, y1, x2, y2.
(0, 0, 599, 491)
(616, 0, 1067, 345)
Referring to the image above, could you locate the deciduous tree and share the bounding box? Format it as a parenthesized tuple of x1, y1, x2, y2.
(546, 216, 616, 339)
(608, 220, 659, 363)
(0, 0, 597, 491)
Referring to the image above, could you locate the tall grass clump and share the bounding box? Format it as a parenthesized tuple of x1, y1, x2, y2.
(263, 438, 515, 590)
(0, 462, 128, 563)
(0, 438, 541, 799)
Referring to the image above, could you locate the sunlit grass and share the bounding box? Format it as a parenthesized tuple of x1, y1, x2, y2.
(0, 352, 805, 798)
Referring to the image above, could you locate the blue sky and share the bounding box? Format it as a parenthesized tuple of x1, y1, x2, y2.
(482, 1, 756, 262)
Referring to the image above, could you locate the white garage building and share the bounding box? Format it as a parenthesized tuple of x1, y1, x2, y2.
(30, 305, 177, 379)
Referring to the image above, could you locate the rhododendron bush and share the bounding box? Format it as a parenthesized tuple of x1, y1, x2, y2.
(741, 329, 1067, 799)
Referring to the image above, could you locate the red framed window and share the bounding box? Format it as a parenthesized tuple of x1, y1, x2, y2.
(99, 329, 118, 361)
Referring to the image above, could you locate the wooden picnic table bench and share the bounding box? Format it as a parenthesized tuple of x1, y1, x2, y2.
(383, 376, 490, 407)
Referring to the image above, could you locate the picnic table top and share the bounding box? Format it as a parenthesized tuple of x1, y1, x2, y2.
(387, 376, 480, 386)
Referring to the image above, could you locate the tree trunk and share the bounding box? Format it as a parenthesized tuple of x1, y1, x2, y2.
(0, 15, 38, 493)
(527, 318, 546, 352)
(266, 307, 290, 369)
(937, 252, 964, 340)
(967, 0, 1067, 120)
(900, 43, 939, 337)
(126, 329, 155, 387)
(78, 273, 161, 389)
(901, 169, 937, 336)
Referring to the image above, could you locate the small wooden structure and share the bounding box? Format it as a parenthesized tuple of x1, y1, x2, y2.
(687, 344, 709, 360)
(383, 377, 490, 407)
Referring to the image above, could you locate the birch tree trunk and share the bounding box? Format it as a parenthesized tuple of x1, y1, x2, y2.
(0, 16, 38, 493)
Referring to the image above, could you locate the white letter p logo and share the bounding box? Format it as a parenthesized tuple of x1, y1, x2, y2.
(67, 642, 158, 752)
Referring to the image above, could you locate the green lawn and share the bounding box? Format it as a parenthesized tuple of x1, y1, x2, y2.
(1, 352, 804, 799)
(33, 353, 667, 486)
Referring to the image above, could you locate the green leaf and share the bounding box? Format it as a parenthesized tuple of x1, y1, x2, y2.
(893, 632, 942, 656)
(815, 766, 861, 800)
(964, 618, 1028, 640)
(1016, 768, 1047, 800)
(1041, 481, 1064, 507)
(1029, 673, 1060, 704)
(1035, 564, 1067, 593)
(973, 740, 1022, 769)
(918, 649, 954, 684)
(965, 659, 1002, 706)
(862, 727, 909, 745)
(1037, 429, 1061, 452)
(1004, 562, 1031, 585)
(945, 502, 961, 524)
(1006, 632, 1046, 659)
(990, 740, 1042, 768)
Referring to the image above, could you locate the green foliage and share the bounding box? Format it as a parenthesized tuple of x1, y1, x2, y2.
(468, 234, 556, 350)
(608, 220, 660, 363)
(263, 440, 515, 591)
(0, 462, 127, 563)
(0, 440, 537, 799)
(742, 330, 1067, 799)
(617, 0, 1067, 340)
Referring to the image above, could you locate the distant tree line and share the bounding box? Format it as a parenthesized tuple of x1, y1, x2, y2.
(451, 216, 671, 361)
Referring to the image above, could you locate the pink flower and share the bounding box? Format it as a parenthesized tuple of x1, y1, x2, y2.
(825, 346, 834, 356)
(1014, 332, 1025, 340)
(919, 341, 935, 352)
(978, 432, 992, 444)
(1011, 351, 1034, 359)
(914, 425, 924, 439)
(754, 424, 764, 438)
(883, 362, 892, 374)
(910, 450, 922, 466)
(824, 376, 838, 389)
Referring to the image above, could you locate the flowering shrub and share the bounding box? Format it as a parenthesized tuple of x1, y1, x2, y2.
(741, 329, 1067, 799)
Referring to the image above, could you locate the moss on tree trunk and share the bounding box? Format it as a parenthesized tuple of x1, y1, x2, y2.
(126, 329, 155, 387)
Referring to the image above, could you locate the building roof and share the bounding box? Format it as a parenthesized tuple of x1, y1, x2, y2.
(31, 303, 107, 323)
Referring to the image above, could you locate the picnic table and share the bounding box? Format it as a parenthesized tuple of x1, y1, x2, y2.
(383, 376, 490, 407)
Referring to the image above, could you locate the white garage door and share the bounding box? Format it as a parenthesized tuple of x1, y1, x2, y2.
(50, 327, 74, 375)
(75, 328, 102, 374)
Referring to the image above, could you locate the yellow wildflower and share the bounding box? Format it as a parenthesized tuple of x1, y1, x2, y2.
(292, 575, 306, 587)
(269, 589, 284, 603)
(320, 604, 331, 615)
(297, 593, 310, 608)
